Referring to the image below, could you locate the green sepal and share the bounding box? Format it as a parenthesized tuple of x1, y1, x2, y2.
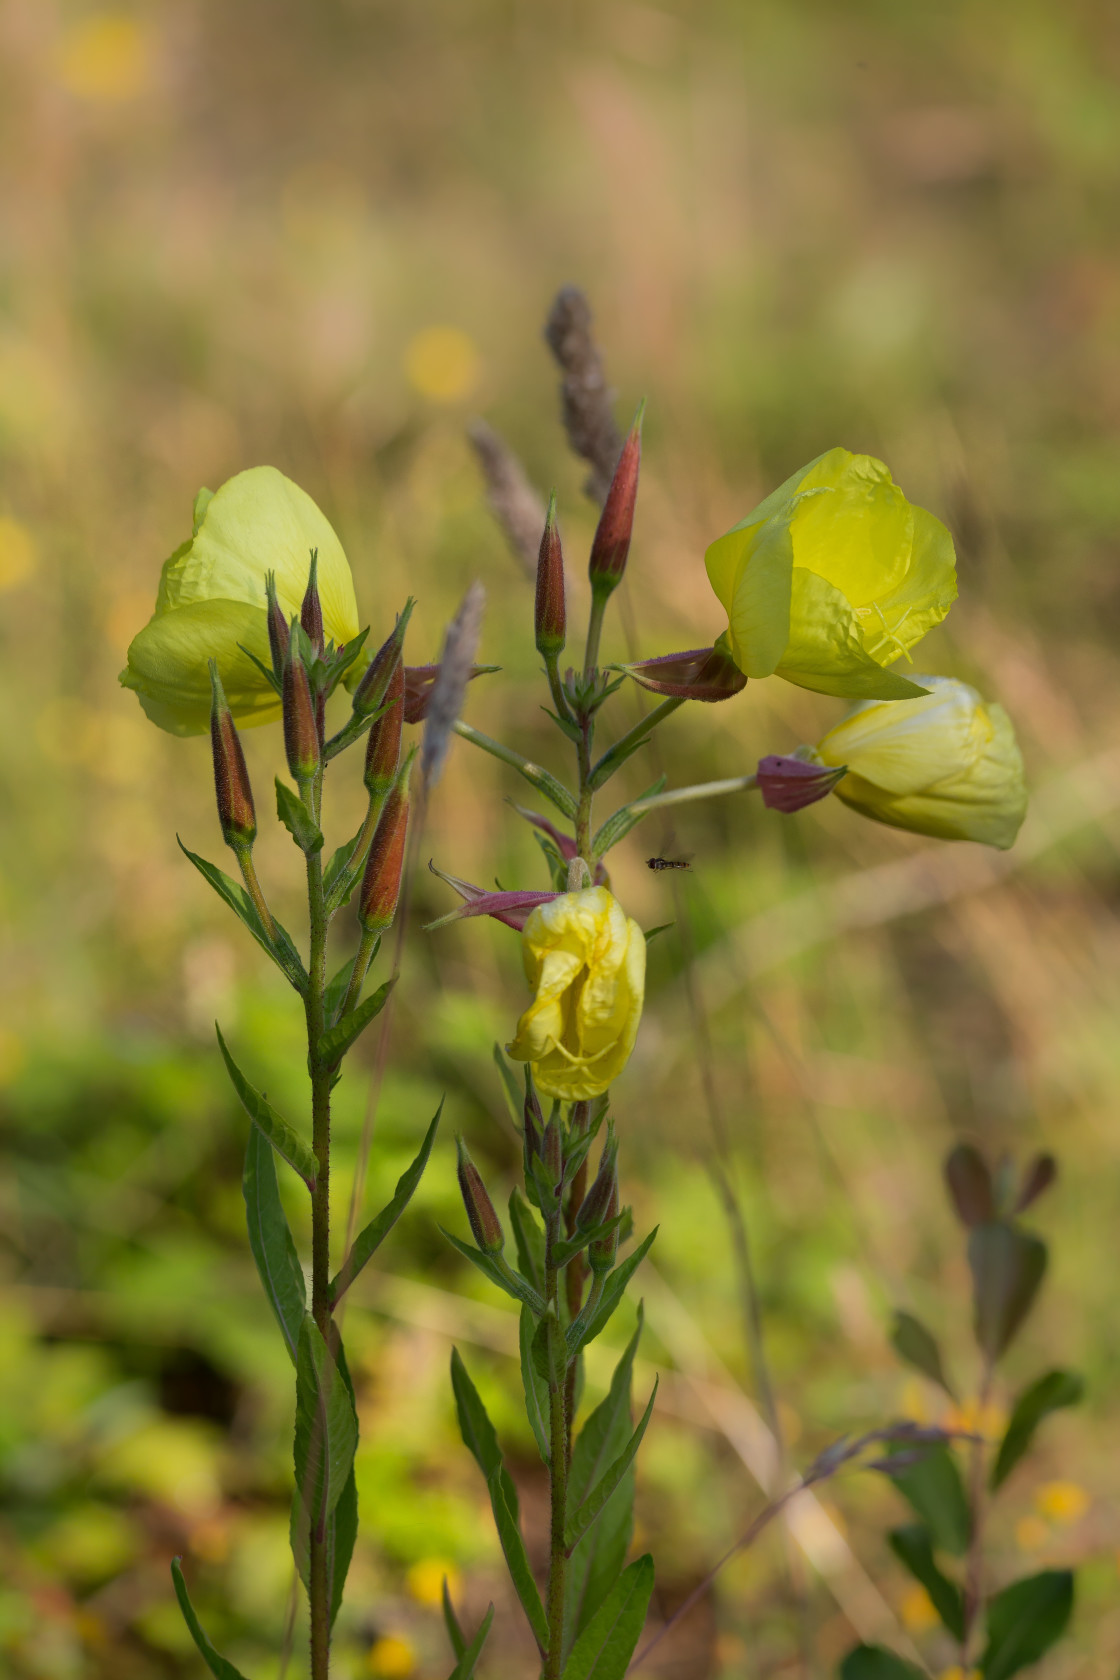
(887, 1525, 964, 1639)
(560, 1554, 654, 1680)
(990, 1370, 1084, 1491)
(291, 1316, 359, 1591)
(520, 1306, 551, 1464)
(886, 1442, 970, 1556)
(980, 1570, 1074, 1680)
(317, 978, 395, 1068)
(447, 1602, 496, 1680)
(330, 1104, 442, 1305)
(216, 1025, 317, 1189)
(568, 1229, 658, 1357)
(565, 1380, 656, 1553)
(441, 1228, 546, 1314)
(178, 839, 308, 993)
(591, 776, 666, 858)
(243, 1122, 306, 1364)
(171, 1559, 250, 1680)
(275, 777, 324, 854)
(509, 1188, 546, 1296)
(839, 1646, 926, 1680)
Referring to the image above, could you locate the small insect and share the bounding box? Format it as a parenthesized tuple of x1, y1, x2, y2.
(646, 854, 693, 871)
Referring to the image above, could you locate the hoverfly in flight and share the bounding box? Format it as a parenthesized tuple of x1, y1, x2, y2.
(646, 853, 693, 871)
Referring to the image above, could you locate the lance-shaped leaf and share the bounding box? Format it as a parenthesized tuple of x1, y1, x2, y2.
(531, 1303, 566, 1393)
(291, 1316, 359, 1580)
(887, 1442, 970, 1556)
(171, 1559, 250, 1680)
(980, 1570, 1074, 1680)
(945, 1143, 995, 1226)
(178, 839, 308, 993)
(441, 1228, 546, 1314)
(887, 1525, 964, 1639)
(552, 1213, 625, 1271)
(564, 1315, 643, 1653)
(560, 1553, 654, 1680)
(590, 776, 666, 858)
(447, 1602, 496, 1680)
(488, 1463, 549, 1651)
(443, 1577, 466, 1661)
(620, 644, 747, 702)
(275, 777, 324, 854)
(317, 978, 395, 1067)
(243, 1122, 306, 1364)
(323, 827, 365, 903)
(568, 1228, 657, 1357)
(565, 1380, 657, 1553)
(968, 1220, 1048, 1362)
(509, 1188, 545, 1296)
(290, 1339, 359, 1626)
(991, 1369, 1084, 1491)
(839, 1646, 926, 1680)
(520, 1306, 551, 1463)
(216, 1026, 317, 1189)
(890, 1310, 956, 1399)
(330, 1104, 442, 1305)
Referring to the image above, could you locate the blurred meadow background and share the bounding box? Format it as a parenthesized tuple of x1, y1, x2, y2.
(3, 0, 1120, 1675)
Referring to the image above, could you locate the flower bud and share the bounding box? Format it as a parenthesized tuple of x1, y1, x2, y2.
(265, 570, 290, 680)
(588, 1181, 619, 1275)
(353, 602, 414, 719)
(622, 640, 746, 703)
(588, 405, 642, 599)
(456, 1136, 505, 1255)
(542, 1115, 563, 1192)
(300, 550, 324, 656)
(576, 1131, 618, 1234)
(282, 649, 320, 781)
(535, 493, 566, 658)
(757, 751, 848, 813)
(209, 661, 256, 850)
(358, 760, 411, 934)
(364, 658, 404, 799)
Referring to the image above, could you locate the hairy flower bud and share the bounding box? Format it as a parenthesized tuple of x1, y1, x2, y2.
(209, 661, 256, 850)
(576, 1131, 618, 1233)
(588, 406, 642, 598)
(358, 762, 411, 934)
(265, 570, 290, 680)
(282, 649, 320, 781)
(300, 550, 325, 656)
(535, 493, 566, 658)
(353, 602, 414, 719)
(363, 658, 404, 799)
(456, 1137, 505, 1255)
(588, 1181, 619, 1274)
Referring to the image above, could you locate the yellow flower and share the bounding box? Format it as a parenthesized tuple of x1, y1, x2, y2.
(507, 887, 646, 1101)
(705, 448, 956, 699)
(120, 467, 359, 735)
(367, 1634, 416, 1677)
(1034, 1481, 1089, 1526)
(816, 676, 1027, 849)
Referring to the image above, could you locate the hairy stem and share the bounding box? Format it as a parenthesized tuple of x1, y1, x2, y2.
(544, 1223, 569, 1679)
(627, 773, 760, 815)
(236, 846, 278, 941)
(583, 591, 609, 678)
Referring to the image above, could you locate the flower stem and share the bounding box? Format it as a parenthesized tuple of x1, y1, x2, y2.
(583, 590, 609, 679)
(340, 925, 380, 1020)
(544, 1224, 569, 1679)
(627, 773, 760, 815)
(452, 719, 578, 821)
(587, 697, 684, 791)
(235, 846, 278, 941)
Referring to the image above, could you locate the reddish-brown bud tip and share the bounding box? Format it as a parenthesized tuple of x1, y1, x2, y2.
(354, 601, 414, 719)
(588, 405, 643, 596)
(209, 662, 256, 849)
(300, 550, 324, 655)
(756, 754, 847, 813)
(282, 652, 321, 781)
(456, 1137, 505, 1255)
(363, 658, 404, 798)
(358, 773, 410, 934)
(535, 493, 566, 658)
(265, 572, 290, 679)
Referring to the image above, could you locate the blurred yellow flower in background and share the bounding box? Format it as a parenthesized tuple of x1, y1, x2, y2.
(816, 675, 1027, 849)
(507, 887, 646, 1101)
(405, 326, 481, 402)
(705, 447, 956, 699)
(1035, 1480, 1089, 1525)
(367, 1633, 417, 1677)
(900, 1584, 938, 1632)
(406, 1556, 461, 1607)
(1015, 1515, 1050, 1552)
(120, 466, 359, 735)
(56, 15, 150, 103)
(0, 518, 37, 591)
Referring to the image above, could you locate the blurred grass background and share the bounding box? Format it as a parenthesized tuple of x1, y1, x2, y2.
(2, 0, 1120, 1675)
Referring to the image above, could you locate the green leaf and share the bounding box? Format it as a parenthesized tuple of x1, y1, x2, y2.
(887, 1443, 970, 1556)
(243, 1122, 306, 1364)
(450, 1347, 519, 1511)
(324, 830, 364, 900)
(492, 1044, 524, 1128)
(325, 1463, 359, 1628)
(560, 1554, 655, 1680)
(991, 1370, 1084, 1491)
(330, 1105, 441, 1304)
(291, 1315, 359, 1581)
(442, 1577, 466, 1660)
(839, 1645, 926, 1680)
(216, 1026, 317, 1189)
(969, 1221, 1048, 1362)
(890, 1310, 956, 1399)
(568, 1229, 658, 1357)
(531, 1304, 566, 1391)
(441, 1229, 546, 1314)
(324, 943, 380, 1027)
(566, 1380, 657, 1553)
(488, 1463, 549, 1650)
(509, 1188, 545, 1296)
(520, 1306, 551, 1464)
(178, 839, 308, 993)
(171, 1559, 250, 1680)
(448, 1603, 495, 1680)
(318, 979, 395, 1067)
(887, 1525, 964, 1639)
(981, 1570, 1074, 1680)
(590, 776, 666, 857)
(564, 1314, 643, 1653)
(275, 777, 324, 853)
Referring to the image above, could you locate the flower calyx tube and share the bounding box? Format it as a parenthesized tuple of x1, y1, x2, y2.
(456, 1136, 506, 1256)
(403, 661, 498, 724)
(364, 658, 405, 800)
(209, 661, 257, 851)
(358, 751, 414, 935)
(282, 640, 321, 782)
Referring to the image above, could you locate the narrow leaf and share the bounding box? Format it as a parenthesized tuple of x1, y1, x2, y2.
(171, 1559, 250, 1680)
(890, 1310, 956, 1399)
(442, 1578, 467, 1660)
(178, 839, 307, 992)
(887, 1525, 964, 1639)
(492, 1043, 524, 1128)
(448, 1603, 495, 1680)
(969, 1221, 1048, 1362)
(888, 1443, 970, 1556)
(568, 1228, 657, 1357)
(275, 777, 324, 853)
(324, 830, 364, 899)
(292, 1315, 359, 1568)
(553, 1213, 625, 1271)
(981, 1570, 1074, 1680)
(991, 1370, 1084, 1491)
(318, 979, 395, 1067)
(450, 1348, 518, 1511)
(509, 1188, 545, 1296)
(566, 1380, 657, 1553)
(591, 776, 666, 857)
(441, 1228, 546, 1314)
(560, 1554, 654, 1680)
(324, 943, 379, 1027)
(521, 1306, 551, 1463)
(531, 1304, 566, 1390)
(331, 1105, 441, 1304)
(243, 1122, 306, 1364)
(216, 1026, 317, 1189)
(487, 1463, 549, 1651)
(839, 1646, 926, 1680)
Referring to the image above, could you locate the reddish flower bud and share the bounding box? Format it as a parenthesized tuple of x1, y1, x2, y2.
(588, 1181, 620, 1274)
(456, 1136, 505, 1255)
(756, 753, 847, 813)
(623, 642, 747, 703)
(209, 661, 256, 850)
(353, 602, 414, 719)
(576, 1132, 619, 1234)
(358, 768, 410, 934)
(364, 658, 404, 799)
(282, 652, 320, 781)
(588, 405, 642, 598)
(265, 571, 290, 680)
(300, 550, 324, 656)
(535, 493, 566, 658)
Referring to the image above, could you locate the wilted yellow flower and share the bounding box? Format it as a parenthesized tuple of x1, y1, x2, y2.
(120, 466, 359, 735)
(507, 887, 646, 1101)
(705, 448, 957, 699)
(816, 676, 1027, 850)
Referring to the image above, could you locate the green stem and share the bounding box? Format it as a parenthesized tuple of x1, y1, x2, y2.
(327, 788, 386, 915)
(545, 652, 574, 725)
(235, 847, 278, 942)
(587, 697, 684, 792)
(340, 925, 379, 1020)
(583, 588, 611, 679)
(962, 1360, 994, 1665)
(452, 719, 578, 821)
(626, 772, 759, 815)
(544, 1224, 569, 1679)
